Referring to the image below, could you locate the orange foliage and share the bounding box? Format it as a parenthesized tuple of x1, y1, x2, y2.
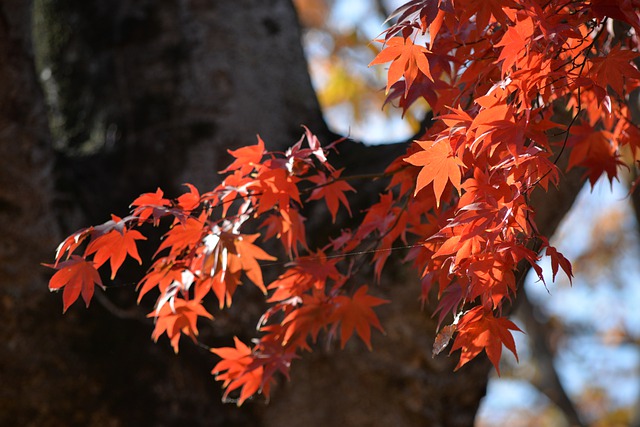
(47, 0, 640, 404)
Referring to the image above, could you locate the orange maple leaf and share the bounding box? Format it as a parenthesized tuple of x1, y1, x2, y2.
(260, 208, 308, 257)
(306, 169, 356, 222)
(220, 136, 266, 176)
(130, 187, 171, 225)
(47, 255, 104, 312)
(404, 138, 464, 206)
(136, 260, 184, 302)
(199, 231, 244, 307)
(205, 267, 242, 309)
(329, 285, 389, 350)
(85, 218, 147, 279)
(235, 233, 276, 293)
(155, 216, 205, 256)
(150, 297, 213, 353)
(281, 293, 332, 347)
(467, 255, 516, 308)
(494, 16, 534, 76)
(250, 168, 301, 216)
(211, 337, 266, 406)
(369, 36, 432, 94)
(176, 183, 201, 212)
(451, 307, 521, 375)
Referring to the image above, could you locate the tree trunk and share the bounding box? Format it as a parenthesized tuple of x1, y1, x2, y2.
(35, 0, 331, 223)
(2, 1, 587, 426)
(0, 0, 71, 424)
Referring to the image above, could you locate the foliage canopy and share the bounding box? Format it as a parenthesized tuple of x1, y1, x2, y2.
(48, 0, 640, 405)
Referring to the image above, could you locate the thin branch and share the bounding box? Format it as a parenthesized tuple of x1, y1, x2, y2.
(505, 138, 587, 426)
(94, 290, 149, 322)
(517, 289, 586, 427)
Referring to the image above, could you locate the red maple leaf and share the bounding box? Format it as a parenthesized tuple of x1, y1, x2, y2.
(306, 169, 356, 222)
(456, 0, 518, 32)
(54, 227, 91, 265)
(150, 297, 213, 353)
(176, 183, 201, 212)
(235, 233, 276, 293)
(494, 16, 534, 76)
(451, 307, 521, 374)
(47, 255, 104, 312)
(267, 252, 341, 302)
(384, 72, 443, 115)
(589, 46, 640, 96)
(220, 136, 266, 176)
(432, 282, 463, 328)
(260, 208, 308, 257)
(404, 138, 464, 205)
(155, 216, 205, 256)
(85, 218, 147, 279)
(329, 285, 389, 350)
(591, 0, 640, 34)
(545, 245, 573, 283)
(213, 170, 254, 217)
(357, 192, 396, 237)
(249, 168, 301, 216)
(284, 125, 332, 174)
(567, 126, 624, 187)
(137, 259, 185, 302)
(130, 187, 171, 225)
(280, 293, 332, 347)
(211, 337, 265, 406)
(369, 36, 432, 94)
(383, 0, 452, 44)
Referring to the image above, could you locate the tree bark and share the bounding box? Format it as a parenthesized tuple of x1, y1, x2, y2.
(36, 0, 331, 223)
(2, 1, 588, 426)
(0, 0, 69, 424)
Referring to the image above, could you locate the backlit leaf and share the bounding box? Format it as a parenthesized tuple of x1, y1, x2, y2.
(47, 256, 104, 312)
(404, 138, 464, 205)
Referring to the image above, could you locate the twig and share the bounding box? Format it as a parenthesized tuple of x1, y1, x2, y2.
(94, 290, 149, 322)
(517, 289, 586, 427)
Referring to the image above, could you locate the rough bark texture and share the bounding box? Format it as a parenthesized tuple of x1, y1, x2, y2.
(0, 0, 65, 424)
(3, 1, 587, 426)
(36, 0, 331, 223)
(0, 0, 57, 302)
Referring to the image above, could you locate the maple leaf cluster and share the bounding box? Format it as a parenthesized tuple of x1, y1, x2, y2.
(48, 127, 389, 404)
(47, 0, 640, 405)
(369, 0, 640, 367)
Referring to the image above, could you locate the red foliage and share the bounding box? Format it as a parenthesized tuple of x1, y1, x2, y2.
(47, 256, 103, 313)
(451, 306, 522, 375)
(47, 0, 640, 404)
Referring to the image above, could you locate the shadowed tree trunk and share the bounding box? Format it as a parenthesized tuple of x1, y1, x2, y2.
(2, 1, 586, 426)
(0, 0, 73, 424)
